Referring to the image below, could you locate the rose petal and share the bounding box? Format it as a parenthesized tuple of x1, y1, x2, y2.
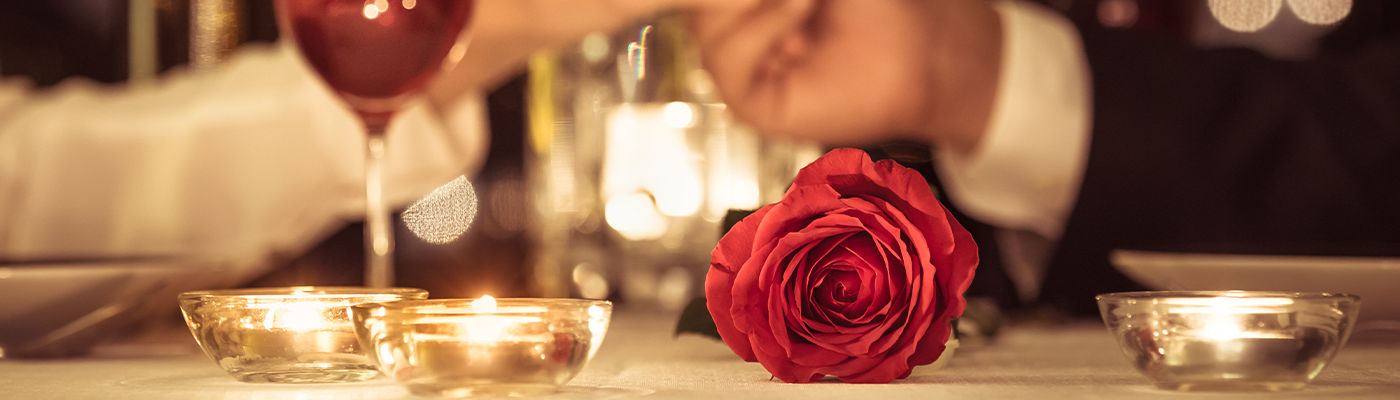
(865, 238, 931, 357)
(778, 218, 902, 358)
(840, 343, 917, 383)
(705, 266, 754, 362)
(801, 241, 891, 344)
(730, 240, 784, 349)
(707, 203, 779, 363)
(750, 185, 848, 255)
(826, 235, 890, 323)
(813, 254, 883, 330)
(814, 268, 860, 313)
(789, 236, 837, 335)
(907, 211, 979, 367)
(765, 223, 862, 356)
(821, 354, 888, 381)
(749, 324, 807, 382)
(788, 342, 850, 367)
(711, 204, 775, 275)
(810, 242, 900, 356)
(788, 148, 871, 188)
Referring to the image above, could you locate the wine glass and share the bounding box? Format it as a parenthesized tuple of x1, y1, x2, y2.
(275, 0, 474, 287)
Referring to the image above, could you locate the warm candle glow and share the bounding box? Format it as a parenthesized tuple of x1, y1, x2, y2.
(349, 298, 612, 395)
(1165, 296, 1296, 314)
(263, 301, 330, 331)
(473, 295, 497, 313)
(464, 316, 524, 341)
(605, 193, 668, 240)
(663, 102, 695, 128)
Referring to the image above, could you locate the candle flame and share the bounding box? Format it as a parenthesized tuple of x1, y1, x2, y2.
(1165, 296, 1295, 314)
(473, 295, 497, 313)
(264, 302, 327, 331)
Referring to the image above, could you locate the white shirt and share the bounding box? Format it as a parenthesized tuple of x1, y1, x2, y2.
(934, 1, 1093, 301)
(0, 42, 488, 283)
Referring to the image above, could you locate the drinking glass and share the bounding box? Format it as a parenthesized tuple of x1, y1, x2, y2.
(275, 0, 475, 287)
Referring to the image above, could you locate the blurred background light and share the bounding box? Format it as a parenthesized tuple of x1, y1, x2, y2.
(581, 33, 611, 64)
(1208, 0, 1283, 32)
(604, 193, 667, 241)
(656, 266, 693, 310)
(1287, 0, 1351, 25)
(663, 102, 695, 128)
(403, 175, 479, 244)
(1097, 0, 1140, 28)
(571, 263, 610, 300)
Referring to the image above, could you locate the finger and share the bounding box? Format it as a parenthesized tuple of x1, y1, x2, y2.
(689, 0, 788, 55)
(695, 0, 814, 101)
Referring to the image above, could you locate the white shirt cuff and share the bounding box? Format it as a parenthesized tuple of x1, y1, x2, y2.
(933, 0, 1092, 240)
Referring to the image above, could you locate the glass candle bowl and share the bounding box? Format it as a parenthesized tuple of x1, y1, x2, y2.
(1097, 291, 1360, 392)
(178, 286, 428, 383)
(352, 297, 613, 397)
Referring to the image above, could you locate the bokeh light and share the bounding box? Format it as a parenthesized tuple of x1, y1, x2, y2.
(1287, 0, 1351, 25)
(656, 267, 693, 310)
(1208, 0, 1283, 32)
(403, 175, 479, 244)
(663, 102, 695, 128)
(581, 33, 610, 64)
(1097, 0, 1140, 28)
(605, 193, 668, 241)
(572, 264, 611, 300)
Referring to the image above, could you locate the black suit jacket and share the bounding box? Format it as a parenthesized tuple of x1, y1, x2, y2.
(1034, 1, 1400, 315)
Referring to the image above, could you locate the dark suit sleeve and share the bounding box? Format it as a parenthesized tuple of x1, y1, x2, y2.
(1038, 10, 1400, 315)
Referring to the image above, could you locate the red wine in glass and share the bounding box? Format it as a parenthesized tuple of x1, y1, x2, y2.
(277, 0, 474, 287)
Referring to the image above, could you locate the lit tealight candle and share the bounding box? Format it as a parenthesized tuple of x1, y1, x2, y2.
(353, 296, 613, 397)
(235, 296, 360, 357)
(179, 286, 428, 383)
(1097, 291, 1359, 392)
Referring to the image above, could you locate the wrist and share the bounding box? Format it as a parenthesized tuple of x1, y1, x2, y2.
(916, 0, 1002, 154)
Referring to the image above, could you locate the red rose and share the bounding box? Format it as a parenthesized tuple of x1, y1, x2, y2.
(706, 148, 978, 383)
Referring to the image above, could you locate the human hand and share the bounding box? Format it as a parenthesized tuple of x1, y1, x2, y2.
(429, 0, 753, 108)
(691, 0, 1002, 152)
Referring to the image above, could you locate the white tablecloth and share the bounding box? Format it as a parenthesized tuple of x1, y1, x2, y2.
(3, 310, 1398, 399)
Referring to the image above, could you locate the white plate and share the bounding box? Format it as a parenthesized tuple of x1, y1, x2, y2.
(0, 258, 237, 357)
(1110, 249, 1400, 322)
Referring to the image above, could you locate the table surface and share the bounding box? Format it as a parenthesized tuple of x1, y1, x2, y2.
(3, 310, 1398, 400)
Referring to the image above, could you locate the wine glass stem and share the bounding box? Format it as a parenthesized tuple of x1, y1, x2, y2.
(364, 127, 394, 288)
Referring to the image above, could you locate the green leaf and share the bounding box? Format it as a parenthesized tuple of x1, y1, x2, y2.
(674, 296, 722, 340)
